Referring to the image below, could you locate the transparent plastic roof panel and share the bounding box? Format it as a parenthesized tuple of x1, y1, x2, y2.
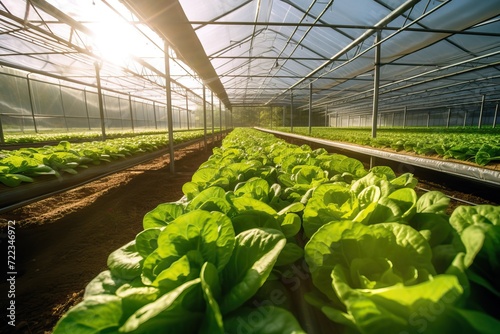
(178, 0, 500, 114)
(0, 0, 209, 107)
(1, 0, 500, 116)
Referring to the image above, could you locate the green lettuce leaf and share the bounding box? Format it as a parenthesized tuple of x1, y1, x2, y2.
(199, 262, 224, 334)
(303, 183, 359, 238)
(219, 228, 286, 314)
(52, 295, 123, 334)
(143, 202, 184, 229)
(119, 278, 203, 333)
(224, 306, 306, 334)
(107, 240, 144, 280)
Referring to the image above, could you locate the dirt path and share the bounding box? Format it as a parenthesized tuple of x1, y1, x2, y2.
(0, 142, 215, 334)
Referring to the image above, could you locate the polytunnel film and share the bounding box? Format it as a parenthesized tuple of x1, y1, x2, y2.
(2, 1, 500, 334)
(0, 0, 230, 142)
(1, 0, 500, 133)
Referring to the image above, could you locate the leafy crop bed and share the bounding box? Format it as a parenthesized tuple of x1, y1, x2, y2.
(3, 129, 200, 144)
(0, 131, 207, 187)
(275, 127, 500, 166)
(52, 128, 499, 333)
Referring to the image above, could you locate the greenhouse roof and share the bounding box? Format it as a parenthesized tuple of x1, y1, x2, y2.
(1, 0, 500, 116)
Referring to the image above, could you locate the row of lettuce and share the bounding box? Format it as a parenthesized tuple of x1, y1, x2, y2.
(3, 129, 204, 144)
(53, 128, 499, 333)
(0, 131, 207, 187)
(2, 129, 169, 144)
(274, 126, 500, 166)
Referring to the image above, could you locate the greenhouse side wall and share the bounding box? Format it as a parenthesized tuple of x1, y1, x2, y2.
(329, 103, 498, 128)
(0, 67, 197, 137)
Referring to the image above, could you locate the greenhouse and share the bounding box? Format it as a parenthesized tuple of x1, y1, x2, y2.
(0, 0, 499, 333)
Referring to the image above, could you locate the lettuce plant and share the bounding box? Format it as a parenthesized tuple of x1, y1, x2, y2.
(449, 205, 500, 319)
(52, 128, 500, 333)
(53, 210, 304, 333)
(0, 131, 208, 187)
(304, 215, 500, 333)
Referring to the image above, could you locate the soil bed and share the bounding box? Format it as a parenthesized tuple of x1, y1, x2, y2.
(0, 142, 216, 334)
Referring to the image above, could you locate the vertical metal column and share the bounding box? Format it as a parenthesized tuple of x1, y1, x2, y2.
(426, 112, 430, 128)
(164, 42, 175, 173)
(493, 103, 498, 128)
(128, 93, 135, 132)
(179, 108, 182, 129)
(370, 30, 382, 169)
(58, 81, 69, 131)
(270, 106, 273, 129)
(153, 101, 158, 129)
(94, 62, 106, 140)
(290, 91, 294, 132)
(26, 74, 38, 133)
(371, 31, 381, 139)
(219, 99, 222, 133)
(478, 95, 485, 129)
(308, 82, 312, 135)
(446, 107, 451, 128)
(118, 98, 124, 130)
(282, 106, 285, 127)
(0, 116, 4, 144)
(403, 106, 407, 129)
(211, 90, 215, 142)
(325, 106, 328, 127)
(463, 111, 467, 127)
(186, 94, 190, 130)
(203, 85, 207, 149)
(84, 89, 91, 130)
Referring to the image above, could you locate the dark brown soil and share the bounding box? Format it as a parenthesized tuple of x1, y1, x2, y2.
(0, 142, 216, 334)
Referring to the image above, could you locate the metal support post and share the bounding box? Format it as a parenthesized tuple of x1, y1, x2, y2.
(186, 94, 190, 130)
(270, 106, 273, 129)
(494, 103, 498, 128)
(0, 116, 4, 144)
(219, 99, 222, 132)
(403, 106, 407, 128)
(325, 106, 329, 127)
(203, 85, 207, 149)
(128, 93, 135, 132)
(26, 74, 38, 133)
(290, 91, 294, 132)
(164, 42, 175, 172)
(94, 62, 106, 140)
(153, 101, 158, 129)
(478, 95, 485, 129)
(58, 81, 69, 131)
(211, 90, 214, 142)
(371, 31, 381, 138)
(84, 89, 91, 130)
(308, 82, 312, 135)
(446, 107, 451, 128)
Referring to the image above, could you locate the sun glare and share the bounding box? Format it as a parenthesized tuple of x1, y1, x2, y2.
(83, 2, 145, 65)
(92, 20, 140, 64)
